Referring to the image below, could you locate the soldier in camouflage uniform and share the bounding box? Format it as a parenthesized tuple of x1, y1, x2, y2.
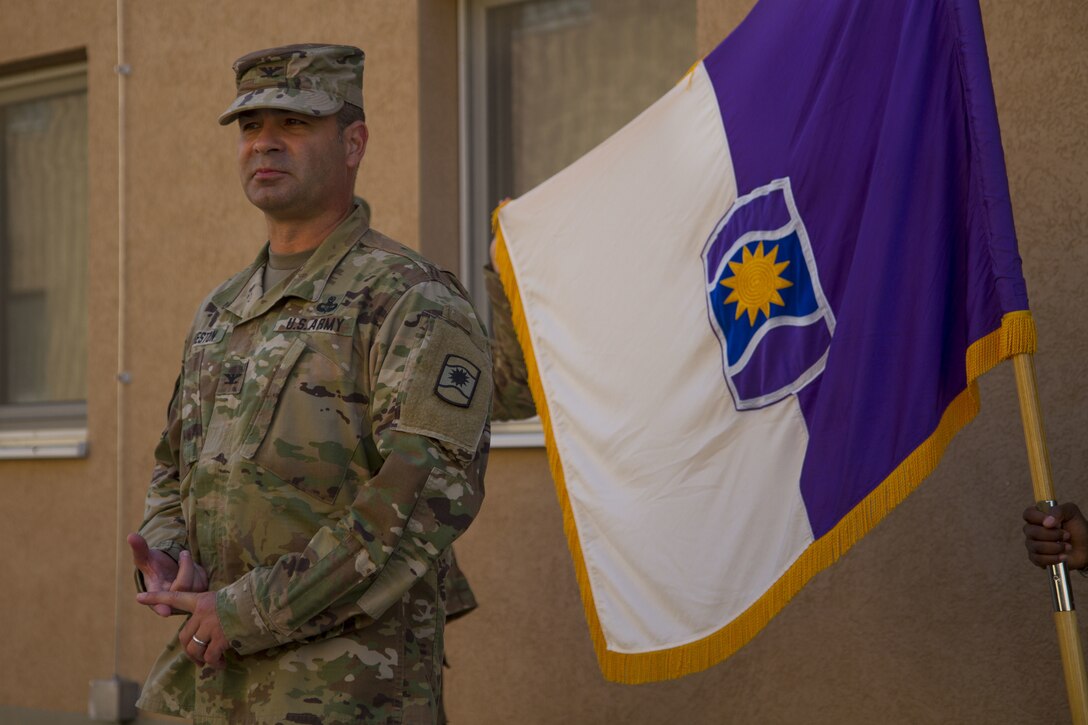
(484, 244, 536, 421)
(128, 44, 490, 724)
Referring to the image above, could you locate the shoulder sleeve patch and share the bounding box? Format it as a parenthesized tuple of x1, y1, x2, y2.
(435, 354, 481, 407)
(396, 314, 492, 452)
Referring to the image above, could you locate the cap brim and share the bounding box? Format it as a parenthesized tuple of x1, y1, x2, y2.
(218, 88, 343, 125)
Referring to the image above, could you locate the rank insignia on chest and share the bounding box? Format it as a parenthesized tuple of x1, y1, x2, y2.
(434, 355, 480, 408)
(217, 361, 248, 397)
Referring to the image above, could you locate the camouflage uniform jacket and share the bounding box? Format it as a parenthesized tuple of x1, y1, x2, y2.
(136, 203, 491, 724)
(483, 264, 535, 421)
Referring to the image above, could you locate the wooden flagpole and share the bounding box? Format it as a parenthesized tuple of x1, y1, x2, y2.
(1013, 352, 1088, 723)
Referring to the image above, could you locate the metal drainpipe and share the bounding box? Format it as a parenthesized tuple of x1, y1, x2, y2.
(88, 0, 140, 719)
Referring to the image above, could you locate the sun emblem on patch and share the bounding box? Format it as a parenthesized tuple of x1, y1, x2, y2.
(720, 241, 794, 324)
(435, 355, 480, 408)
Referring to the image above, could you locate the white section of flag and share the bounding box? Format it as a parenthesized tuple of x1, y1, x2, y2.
(498, 64, 816, 653)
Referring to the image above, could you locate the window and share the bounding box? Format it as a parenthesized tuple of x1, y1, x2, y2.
(461, 0, 696, 445)
(0, 58, 88, 457)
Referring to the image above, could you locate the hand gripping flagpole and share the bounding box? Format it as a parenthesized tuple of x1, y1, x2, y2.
(1013, 353, 1088, 723)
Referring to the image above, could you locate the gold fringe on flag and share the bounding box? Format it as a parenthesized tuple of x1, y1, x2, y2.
(492, 210, 1036, 684)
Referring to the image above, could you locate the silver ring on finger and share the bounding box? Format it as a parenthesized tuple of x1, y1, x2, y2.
(192, 635, 209, 647)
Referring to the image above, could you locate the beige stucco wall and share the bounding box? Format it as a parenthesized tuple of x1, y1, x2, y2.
(0, 0, 426, 717)
(0, 0, 123, 712)
(447, 2, 1088, 723)
(0, 0, 1084, 723)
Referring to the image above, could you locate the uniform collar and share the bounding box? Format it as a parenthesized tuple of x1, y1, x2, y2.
(215, 202, 371, 320)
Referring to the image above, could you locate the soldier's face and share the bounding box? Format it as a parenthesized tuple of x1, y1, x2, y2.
(236, 109, 367, 220)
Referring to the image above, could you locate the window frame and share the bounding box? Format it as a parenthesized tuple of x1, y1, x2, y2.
(458, 0, 548, 449)
(0, 59, 89, 458)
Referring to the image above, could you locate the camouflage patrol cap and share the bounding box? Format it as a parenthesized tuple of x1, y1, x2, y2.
(218, 43, 365, 125)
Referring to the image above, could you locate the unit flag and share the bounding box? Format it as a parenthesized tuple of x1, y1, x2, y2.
(494, 0, 1034, 683)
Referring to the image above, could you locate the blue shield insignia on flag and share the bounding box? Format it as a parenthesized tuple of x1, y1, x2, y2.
(702, 178, 835, 410)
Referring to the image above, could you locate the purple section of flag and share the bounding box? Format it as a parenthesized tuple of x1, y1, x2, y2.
(729, 322, 832, 405)
(703, 0, 1027, 537)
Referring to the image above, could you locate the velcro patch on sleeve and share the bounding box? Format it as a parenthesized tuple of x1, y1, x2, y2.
(396, 316, 491, 452)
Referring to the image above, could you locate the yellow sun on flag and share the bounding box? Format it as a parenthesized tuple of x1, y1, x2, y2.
(720, 241, 794, 324)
